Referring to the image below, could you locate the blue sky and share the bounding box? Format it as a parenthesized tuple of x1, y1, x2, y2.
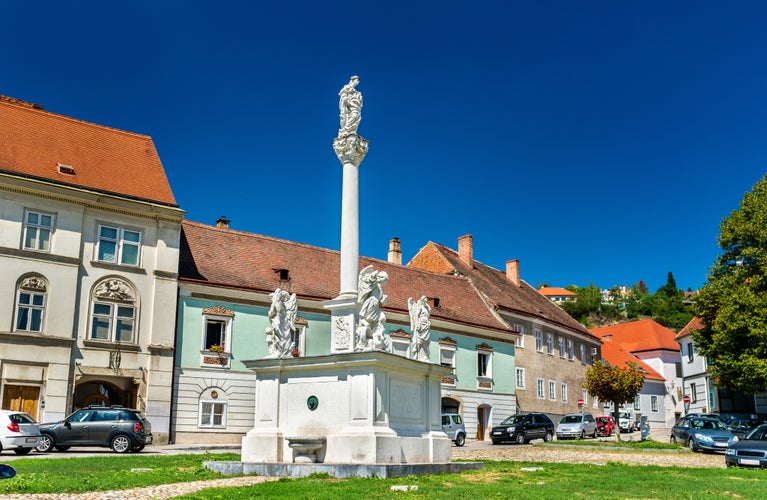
(4, 1, 766, 293)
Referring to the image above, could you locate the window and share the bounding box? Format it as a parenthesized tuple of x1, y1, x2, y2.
(91, 302, 135, 342)
(534, 329, 543, 352)
(514, 325, 524, 348)
(690, 383, 697, 403)
(634, 395, 641, 410)
(561, 382, 568, 402)
(558, 337, 566, 358)
(477, 350, 492, 378)
(515, 368, 525, 389)
(548, 380, 556, 401)
(440, 345, 456, 369)
(391, 337, 410, 357)
(205, 319, 226, 350)
(546, 333, 554, 355)
(199, 401, 227, 428)
(23, 210, 54, 251)
(651, 395, 658, 412)
(687, 343, 694, 362)
(582, 389, 588, 406)
(567, 339, 574, 361)
(14, 276, 47, 332)
(97, 225, 141, 266)
(579, 344, 586, 363)
(537, 378, 545, 399)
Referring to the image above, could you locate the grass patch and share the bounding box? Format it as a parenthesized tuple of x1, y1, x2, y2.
(546, 437, 683, 450)
(178, 461, 767, 499)
(0, 452, 240, 494)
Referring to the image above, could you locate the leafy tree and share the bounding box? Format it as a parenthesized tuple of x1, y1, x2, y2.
(583, 360, 645, 441)
(692, 174, 767, 394)
(561, 283, 623, 327)
(656, 272, 679, 298)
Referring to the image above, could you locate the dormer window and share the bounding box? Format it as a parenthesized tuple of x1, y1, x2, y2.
(57, 163, 75, 175)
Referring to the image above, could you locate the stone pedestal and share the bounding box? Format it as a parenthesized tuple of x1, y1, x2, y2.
(241, 351, 452, 465)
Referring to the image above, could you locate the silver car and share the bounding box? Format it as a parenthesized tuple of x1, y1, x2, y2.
(441, 413, 466, 446)
(0, 410, 41, 455)
(556, 413, 597, 440)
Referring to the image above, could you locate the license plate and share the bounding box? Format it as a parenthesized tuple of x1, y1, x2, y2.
(492, 432, 501, 436)
(715, 442, 727, 447)
(740, 458, 760, 466)
(145, 436, 153, 444)
(25, 437, 37, 443)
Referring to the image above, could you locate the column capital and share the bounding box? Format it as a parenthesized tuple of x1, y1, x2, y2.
(333, 134, 369, 167)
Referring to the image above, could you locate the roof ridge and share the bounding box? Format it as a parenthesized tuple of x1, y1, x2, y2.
(0, 98, 152, 141)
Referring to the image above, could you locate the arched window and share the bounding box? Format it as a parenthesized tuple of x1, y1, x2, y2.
(14, 275, 47, 332)
(90, 278, 137, 343)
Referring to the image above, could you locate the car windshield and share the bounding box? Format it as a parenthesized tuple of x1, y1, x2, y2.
(8, 413, 35, 424)
(745, 426, 767, 441)
(560, 415, 582, 424)
(690, 419, 727, 430)
(619, 412, 631, 419)
(501, 415, 527, 425)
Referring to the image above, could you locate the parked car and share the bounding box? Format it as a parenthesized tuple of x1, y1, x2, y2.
(0, 410, 41, 455)
(670, 415, 738, 453)
(727, 418, 755, 440)
(595, 415, 616, 437)
(725, 423, 767, 468)
(618, 411, 640, 433)
(441, 413, 466, 446)
(490, 413, 554, 445)
(36, 406, 152, 453)
(556, 413, 597, 440)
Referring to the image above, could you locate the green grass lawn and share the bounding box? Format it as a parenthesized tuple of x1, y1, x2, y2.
(545, 437, 682, 450)
(0, 453, 764, 499)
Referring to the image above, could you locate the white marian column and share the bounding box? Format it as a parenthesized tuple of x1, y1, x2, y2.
(325, 76, 369, 352)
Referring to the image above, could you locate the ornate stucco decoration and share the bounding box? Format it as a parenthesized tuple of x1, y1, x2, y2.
(94, 278, 134, 301)
(20, 276, 47, 291)
(202, 305, 235, 317)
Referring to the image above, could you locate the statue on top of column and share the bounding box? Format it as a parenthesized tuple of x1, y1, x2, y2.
(338, 75, 362, 137)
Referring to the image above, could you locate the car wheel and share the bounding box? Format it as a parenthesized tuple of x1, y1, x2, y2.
(544, 431, 553, 442)
(110, 434, 132, 453)
(36, 434, 54, 453)
(670, 435, 676, 444)
(54, 446, 70, 452)
(491, 439, 500, 445)
(13, 448, 32, 456)
(131, 444, 146, 453)
(592, 427, 598, 438)
(455, 433, 465, 447)
(580, 430, 586, 439)
(688, 438, 697, 452)
(515, 433, 526, 445)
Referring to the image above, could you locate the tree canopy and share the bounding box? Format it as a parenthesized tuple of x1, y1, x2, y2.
(692, 174, 767, 394)
(583, 360, 645, 440)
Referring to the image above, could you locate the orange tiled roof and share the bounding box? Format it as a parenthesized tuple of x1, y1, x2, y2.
(408, 242, 596, 339)
(676, 317, 704, 340)
(0, 95, 177, 206)
(591, 318, 679, 353)
(599, 340, 665, 381)
(538, 287, 577, 297)
(179, 221, 514, 334)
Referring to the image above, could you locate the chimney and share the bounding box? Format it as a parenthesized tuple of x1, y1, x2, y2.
(506, 259, 520, 287)
(458, 234, 473, 267)
(216, 216, 230, 229)
(388, 237, 402, 265)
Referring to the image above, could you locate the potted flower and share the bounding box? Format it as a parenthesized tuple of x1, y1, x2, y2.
(291, 347, 300, 357)
(209, 344, 225, 355)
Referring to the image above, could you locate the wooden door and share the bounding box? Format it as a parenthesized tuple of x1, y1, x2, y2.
(2, 385, 41, 420)
(476, 406, 487, 440)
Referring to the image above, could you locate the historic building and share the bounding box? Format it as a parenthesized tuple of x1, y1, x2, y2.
(407, 235, 602, 425)
(172, 221, 520, 444)
(0, 95, 183, 442)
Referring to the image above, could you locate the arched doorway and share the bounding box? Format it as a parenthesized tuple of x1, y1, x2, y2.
(73, 380, 136, 410)
(442, 397, 461, 414)
(477, 404, 491, 441)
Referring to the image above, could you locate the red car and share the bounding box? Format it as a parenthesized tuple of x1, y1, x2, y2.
(595, 416, 616, 436)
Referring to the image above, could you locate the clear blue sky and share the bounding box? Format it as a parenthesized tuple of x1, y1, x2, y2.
(4, 1, 766, 293)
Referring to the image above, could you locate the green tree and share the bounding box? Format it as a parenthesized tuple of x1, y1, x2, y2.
(692, 174, 767, 394)
(561, 283, 623, 327)
(583, 360, 645, 441)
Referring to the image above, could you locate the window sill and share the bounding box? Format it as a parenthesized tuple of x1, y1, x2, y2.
(477, 377, 493, 390)
(90, 261, 147, 274)
(201, 352, 231, 369)
(82, 340, 140, 351)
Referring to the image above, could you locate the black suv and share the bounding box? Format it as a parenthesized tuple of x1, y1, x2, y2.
(36, 406, 153, 453)
(491, 412, 554, 444)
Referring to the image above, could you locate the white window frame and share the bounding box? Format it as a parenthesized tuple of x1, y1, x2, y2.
(439, 345, 456, 370)
(391, 336, 410, 357)
(534, 328, 543, 352)
(515, 367, 526, 389)
(567, 339, 574, 361)
(548, 379, 556, 401)
(651, 395, 658, 412)
(558, 337, 566, 358)
(546, 333, 554, 355)
(291, 324, 307, 356)
(561, 382, 568, 402)
(15, 288, 46, 333)
(198, 400, 227, 428)
(537, 378, 545, 399)
(687, 342, 694, 362)
(96, 224, 142, 266)
(582, 389, 588, 406)
(23, 210, 54, 252)
(477, 349, 492, 378)
(90, 301, 135, 343)
(580, 344, 586, 363)
(201, 314, 232, 353)
(690, 383, 697, 403)
(634, 395, 641, 410)
(514, 325, 524, 348)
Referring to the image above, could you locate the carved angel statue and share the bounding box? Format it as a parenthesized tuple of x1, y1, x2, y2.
(356, 265, 388, 351)
(265, 288, 298, 358)
(338, 75, 362, 137)
(408, 296, 432, 362)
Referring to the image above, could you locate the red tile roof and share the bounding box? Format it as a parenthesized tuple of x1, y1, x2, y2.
(179, 221, 514, 334)
(0, 95, 177, 206)
(408, 242, 596, 339)
(591, 318, 679, 353)
(599, 340, 665, 381)
(538, 287, 577, 297)
(676, 317, 704, 340)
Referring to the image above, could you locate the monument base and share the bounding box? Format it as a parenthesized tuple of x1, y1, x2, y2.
(204, 460, 484, 478)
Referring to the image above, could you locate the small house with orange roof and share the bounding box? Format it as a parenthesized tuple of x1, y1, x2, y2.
(592, 318, 684, 428)
(0, 94, 184, 443)
(408, 235, 602, 437)
(538, 287, 577, 305)
(173, 222, 518, 444)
